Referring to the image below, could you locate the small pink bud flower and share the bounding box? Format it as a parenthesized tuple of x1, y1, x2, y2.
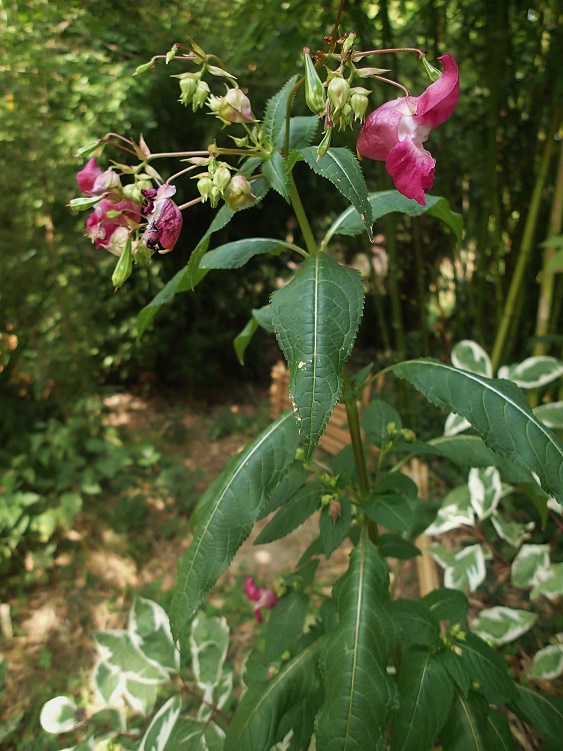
(218, 88, 255, 124)
(244, 577, 278, 624)
(226, 174, 255, 210)
(357, 54, 459, 205)
(77, 158, 102, 195)
(330, 499, 341, 523)
(142, 184, 182, 253)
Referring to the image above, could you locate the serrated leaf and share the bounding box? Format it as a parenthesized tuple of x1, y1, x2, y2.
(322, 190, 462, 247)
(275, 116, 319, 151)
(271, 253, 364, 456)
(470, 606, 538, 646)
(509, 684, 563, 742)
(485, 708, 517, 751)
(171, 411, 300, 637)
(441, 691, 489, 751)
(421, 588, 469, 625)
(457, 633, 517, 704)
(263, 153, 290, 202)
(364, 491, 413, 532)
(201, 237, 287, 269)
(264, 591, 309, 661)
(389, 600, 441, 647)
(257, 463, 309, 520)
(390, 648, 453, 751)
(224, 638, 323, 751)
(362, 399, 402, 447)
(262, 75, 299, 144)
(393, 358, 563, 502)
(316, 533, 397, 751)
(300, 147, 373, 239)
(498, 356, 563, 389)
(254, 481, 322, 544)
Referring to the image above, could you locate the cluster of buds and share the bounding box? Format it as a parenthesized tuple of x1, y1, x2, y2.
(195, 159, 256, 211)
(177, 72, 210, 111)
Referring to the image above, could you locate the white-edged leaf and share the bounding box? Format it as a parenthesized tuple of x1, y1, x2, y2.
(511, 544, 551, 588)
(451, 340, 492, 377)
(468, 466, 504, 520)
(498, 357, 563, 389)
(534, 401, 563, 429)
(92, 659, 122, 705)
(40, 696, 80, 734)
(190, 613, 230, 693)
(444, 412, 471, 436)
(129, 597, 179, 673)
(490, 512, 534, 547)
(426, 485, 474, 535)
(123, 677, 158, 716)
(430, 544, 488, 592)
(471, 606, 538, 645)
(527, 642, 563, 680)
(530, 562, 563, 601)
(138, 696, 181, 751)
(93, 630, 169, 683)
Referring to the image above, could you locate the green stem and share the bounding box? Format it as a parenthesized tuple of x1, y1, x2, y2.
(289, 174, 318, 254)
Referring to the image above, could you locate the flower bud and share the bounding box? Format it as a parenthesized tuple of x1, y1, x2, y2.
(225, 174, 255, 210)
(197, 175, 214, 202)
(350, 87, 370, 122)
(303, 52, 326, 116)
(111, 235, 132, 288)
(192, 80, 210, 111)
(327, 76, 350, 115)
(421, 56, 442, 82)
(218, 88, 255, 124)
(316, 128, 332, 160)
(178, 73, 198, 105)
(213, 165, 231, 194)
(330, 499, 341, 523)
(341, 32, 356, 57)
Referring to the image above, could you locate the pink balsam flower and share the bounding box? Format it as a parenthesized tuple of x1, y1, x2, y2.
(142, 184, 183, 253)
(357, 54, 459, 205)
(77, 158, 120, 196)
(244, 577, 278, 624)
(85, 198, 141, 252)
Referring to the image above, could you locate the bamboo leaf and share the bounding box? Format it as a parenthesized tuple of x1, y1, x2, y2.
(393, 358, 563, 502)
(170, 412, 300, 638)
(224, 638, 323, 751)
(271, 253, 364, 456)
(300, 147, 373, 239)
(315, 533, 397, 751)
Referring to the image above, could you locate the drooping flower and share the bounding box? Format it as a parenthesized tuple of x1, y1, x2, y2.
(77, 158, 121, 196)
(244, 577, 278, 624)
(142, 184, 183, 253)
(357, 54, 459, 205)
(85, 198, 141, 253)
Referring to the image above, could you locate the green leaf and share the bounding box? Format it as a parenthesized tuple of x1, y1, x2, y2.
(322, 190, 463, 247)
(390, 647, 453, 751)
(275, 116, 319, 151)
(262, 75, 299, 145)
(201, 237, 288, 269)
(264, 591, 309, 661)
(263, 152, 290, 202)
(509, 684, 563, 742)
(457, 633, 517, 704)
(170, 412, 300, 637)
(441, 691, 489, 751)
(68, 195, 102, 211)
(393, 358, 563, 502)
(380, 534, 421, 560)
(257, 463, 309, 520)
(485, 709, 517, 751)
(300, 147, 374, 239)
(234, 317, 259, 365)
(271, 253, 364, 456)
(421, 588, 469, 625)
(389, 600, 441, 647)
(224, 638, 323, 751)
(254, 481, 322, 544)
(362, 399, 402, 447)
(319, 498, 352, 557)
(364, 490, 413, 532)
(316, 533, 396, 751)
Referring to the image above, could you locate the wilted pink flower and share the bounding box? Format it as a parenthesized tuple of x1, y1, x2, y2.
(244, 577, 278, 624)
(85, 198, 141, 251)
(357, 54, 459, 205)
(77, 158, 121, 196)
(142, 184, 182, 253)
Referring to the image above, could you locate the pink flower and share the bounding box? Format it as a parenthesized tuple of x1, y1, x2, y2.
(77, 158, 121, 196)
(85, 198, 141, 251)
(357, 54, 459, 205)
(142, 184, 183, 253)
(244, 577, 278, 624)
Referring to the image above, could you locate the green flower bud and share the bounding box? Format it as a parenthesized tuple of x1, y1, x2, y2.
(422, 56, 442, 82)
(111, 236, 132, 289)
(218, 88, 255, 124)
(179, 73, 198, 105)
(213, 165, 231, 194)
(350, 86, 371, 122)
(303, 52, 326, 116)
(316, 128, 332, 160)
(225, 174, 255, 210)
(197, 175, 214, 202)
(192, 80, 210, 111)
(327, 75, 350, 115)
(122, 183, 142, 203)
(341, 32, 356, 57)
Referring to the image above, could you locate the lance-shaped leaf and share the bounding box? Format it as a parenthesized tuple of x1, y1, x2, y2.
(224, 638, 323, 751)
(271, 253, 364, 456)
(300, 147, 373, 239)
(441, 690, 489, 751)
(393, 358, 563, 502)
(509, 684, 563, 742)
(321, 190, 463, 248)
(170, 412, 299, 638)
(315, 533, 397, 751)
(262, 75, 299, 144)
(200, 237, 290, 269)
(263, 152, 290, 202)
(485, 709, 517, 751)
(390, 647, 453, 751)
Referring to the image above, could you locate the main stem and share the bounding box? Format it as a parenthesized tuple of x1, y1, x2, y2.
(289, 174, 318, 254)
